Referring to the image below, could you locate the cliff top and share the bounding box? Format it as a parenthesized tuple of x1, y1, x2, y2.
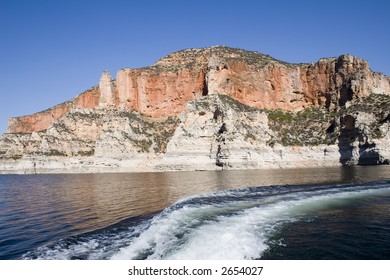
(138, 46, 375, 74)
(149, 45, 304, 71)
(116, 46, 378, 77)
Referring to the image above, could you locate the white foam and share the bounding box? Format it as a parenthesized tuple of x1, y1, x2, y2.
(24, 182, 390, 260)
(165, 210, 272, 259)
(110, 183, 390, 260)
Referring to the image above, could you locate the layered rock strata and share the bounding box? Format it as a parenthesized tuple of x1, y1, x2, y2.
(1, 46, 389, 173)
(8, 47, 390, 133)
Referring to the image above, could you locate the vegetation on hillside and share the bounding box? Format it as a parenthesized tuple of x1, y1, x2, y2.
(215, 93, 389, 147)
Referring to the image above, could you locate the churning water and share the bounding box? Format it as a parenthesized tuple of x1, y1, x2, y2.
(0, 166, 389, 259)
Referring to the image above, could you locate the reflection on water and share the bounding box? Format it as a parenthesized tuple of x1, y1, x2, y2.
(0, 165, 389, 259)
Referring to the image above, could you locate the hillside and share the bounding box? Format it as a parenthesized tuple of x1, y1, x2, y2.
(1, 46, 389, 173)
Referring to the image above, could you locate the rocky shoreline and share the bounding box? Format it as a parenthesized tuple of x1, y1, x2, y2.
(1, 47, 389, 174)
(1, 94, 389, 174)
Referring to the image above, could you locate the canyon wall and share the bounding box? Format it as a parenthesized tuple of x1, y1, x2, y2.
(7, 46, 390, 133)
(8, 87, 100, 133)
(1, 46, 389, 173)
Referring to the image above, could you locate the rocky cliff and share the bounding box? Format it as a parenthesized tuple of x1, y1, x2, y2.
(1, 46, 389, 173)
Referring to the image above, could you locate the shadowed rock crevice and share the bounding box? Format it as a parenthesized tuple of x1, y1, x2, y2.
(202, 72, 209, 96)
(338, 113, 389, 166)
(338, 114, 361, 166)
(357, 142, 381, 165)
(380, 113, 390, 124)
(213, 103, 228, 168)
(215, 130, 228, 168)
(338, 80, 354, 107)
(215, 144, 224, 168)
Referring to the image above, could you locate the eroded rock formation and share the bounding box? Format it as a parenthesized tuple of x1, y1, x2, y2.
(8, 46, 390, 134)
(1, 46, 389, 173)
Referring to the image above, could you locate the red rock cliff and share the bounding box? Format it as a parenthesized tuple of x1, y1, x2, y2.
(8, 87, 100, 133)
(8, 46, 390, 133)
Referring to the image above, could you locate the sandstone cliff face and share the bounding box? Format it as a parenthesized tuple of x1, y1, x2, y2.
(7, 87, 100, 133)
(1, 46, 389, 173)
(98, 71, 115, 107)
(8, 46, 390, 134)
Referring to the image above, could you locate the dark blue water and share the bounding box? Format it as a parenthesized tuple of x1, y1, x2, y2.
(0, 166, 389, 259)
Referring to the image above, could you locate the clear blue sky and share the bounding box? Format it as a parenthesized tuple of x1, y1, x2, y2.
(1, 0, 389, 133)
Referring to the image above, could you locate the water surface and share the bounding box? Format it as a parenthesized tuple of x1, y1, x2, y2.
(0, 166, 389, 259)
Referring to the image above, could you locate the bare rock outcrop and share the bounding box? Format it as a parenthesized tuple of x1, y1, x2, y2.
(1, 92, 389, 173)
(7, 46, 390, 134)
(1, 46, 389, 173)
(7, 87, 100, 133)
(98, 71, 115, 107)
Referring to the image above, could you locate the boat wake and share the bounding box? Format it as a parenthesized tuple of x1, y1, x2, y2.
(22, 180, 390, 260)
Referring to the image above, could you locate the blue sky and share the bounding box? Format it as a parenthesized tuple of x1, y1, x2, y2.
(0, 0, 389, 133)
